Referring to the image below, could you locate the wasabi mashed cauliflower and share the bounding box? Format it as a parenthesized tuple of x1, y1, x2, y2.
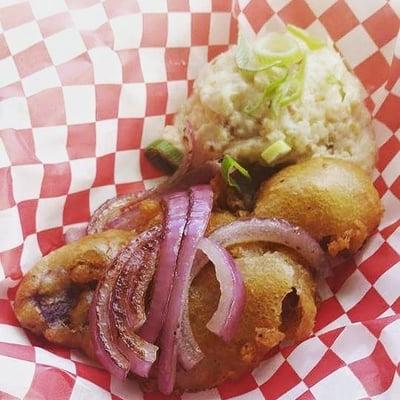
(163, 28, 376, 174)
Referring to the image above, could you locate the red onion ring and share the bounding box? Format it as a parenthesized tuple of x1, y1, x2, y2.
(157, 185, 213, 395)
(139, 191, 190, 343)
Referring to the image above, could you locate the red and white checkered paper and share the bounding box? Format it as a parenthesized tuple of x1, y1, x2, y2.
(0, 0, 399, 399)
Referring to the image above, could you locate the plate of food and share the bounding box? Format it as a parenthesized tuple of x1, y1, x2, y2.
(0, 1, 399, 399)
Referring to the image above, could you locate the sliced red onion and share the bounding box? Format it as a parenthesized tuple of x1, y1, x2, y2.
(87, 123, 194, 234)
(64, 224, 87, 243)
(157, 185, 213, 395)
(90, 226, 161, 379)
(139, 191, 189, 343)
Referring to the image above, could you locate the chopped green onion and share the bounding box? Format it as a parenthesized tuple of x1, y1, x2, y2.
(287, 24, 326, 50)
(261, 140, 292, 164)
(221, 155, 251, 190)
(145, 139, 183, 172)
(254, 32, 304, 67)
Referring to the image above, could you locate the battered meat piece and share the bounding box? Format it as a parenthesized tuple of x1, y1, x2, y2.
(15, 230, 134, 359)
(255, 158, 383, 256)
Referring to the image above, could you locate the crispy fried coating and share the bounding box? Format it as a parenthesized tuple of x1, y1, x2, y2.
(255, 158, 383, 256)
(15, 230, 134, 358)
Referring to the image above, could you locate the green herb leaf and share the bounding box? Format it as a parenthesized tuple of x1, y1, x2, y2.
(221, 155, 251, 190)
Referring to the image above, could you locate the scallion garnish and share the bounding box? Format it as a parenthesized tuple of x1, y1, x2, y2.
(221, 155, 251, 191)
(145, 139, 183, 173)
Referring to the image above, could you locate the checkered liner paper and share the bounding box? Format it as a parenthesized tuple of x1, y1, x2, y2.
(0, 0, 399, 399)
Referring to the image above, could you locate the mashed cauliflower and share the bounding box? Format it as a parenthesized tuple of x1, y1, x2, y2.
(163, 32, 376, 174)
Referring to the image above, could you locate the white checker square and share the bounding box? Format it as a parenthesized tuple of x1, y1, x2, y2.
(21, 65, 61, 97)
(380, 191, 400, 229)
(209, 13, 231, 45)
(0, 57, 19, 88)
(95, 119, 118, 156)
(316, 314, 352, 335)
(141, 115, 166, 148)
(346, 0, 387, 21)
(189, 0, 212, 12)
(0, 355, 35, 399)
(307, 0, 337, 16)
(382, 153, 400, 187)
(380, 319, 400, 366)
(331, 324, 377, 364)
(287, 337, 328, 378)
(33, 125, 68, 164)
(257, 15, 286, 38)
(110, 14, 142, 51)
(110, 376, 144, 400)
(374, 118, 393, 147)
(36, 195, 66, 231)
(71, 3, 108, 31)
(11, 164, 44, 202)
(187, 46, 208, 80)
(139, 48, 167, 82)
(0, 97, 31, 130)
(71, 377, 112, 400)
(381, 38, 396, 65)
(252, 352, 285, 386)
(0, 139, 11, 168)
(371, 86, 389, 115)
(63, 85, 96, 125)
(310, 367, 367, 400)
(336, 270, 371, 311)
(35, 347, 76, 374)
(89, 185, 116, 214)
(114, 150, 141, 184)
(279, 382, 309, 400)
(136, 0, 167, 13)
(45, 28, 86, 66)
(118, 83, 146, 118)
(20, 234, 42, 274)
(266, 0, 291, 12)
(392, 77, 400, 97)
(0, 207, 23, 252)
(0, 324, 31, 346)
(336, 25, 378, 68)
(89, 47, 122, 84)
(167, 81, 188, 114)
(4, 21, 42, 54)
(30, 0, 68, 20)
(387, 228, 400, 255)
(167, 13, 191, 47)
(374, 261, 400, 305)
(69, 157, 96, 193)
(354, 232, 384, 266)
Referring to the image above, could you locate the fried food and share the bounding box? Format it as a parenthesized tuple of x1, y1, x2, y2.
(255, 157, 383, 256)
(15, 229, 135, 358)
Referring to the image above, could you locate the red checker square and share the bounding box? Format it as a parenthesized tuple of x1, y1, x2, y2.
(95, 84, 121, 120)
(349, 342, 395, 396)
(188, 79, 194, 95)
(18, 200, 38, 237)
(63, 190, 90, 225)
(386, 57, 400, 90)
(318, 326, 345, 348)
(0, 299, 19, 326)
(67, 123, 96, 159)
(38, 12, 74, 38)
(260, 361, 301, 400)
(208, 45, 229, 62)
(0, 81, 24, 98)
(365, 315, 398, 338)
(314, 296, 345, 332)
(391, 176, 400, 201)
(0, 246, 23, 280)
(0, 35, 11, 59)
(167, 0, 190, 11)
(218, 373, 258, 399)
(116, 181, 145, 196)
(297, 390, 316, 400)
(165, 48, 189, 81)
(278, 0, 316, 28)
(41, 163, 71, 198)
(118, 49, 144, 83)
(244, 0, 274, 33)
(359, 242, 398, 284)
(81, 23, 113, 50)
(320, 0, 359, 41)
(355, 52, 389, 94)
(0, 342, 35, 363)
(0, 2, 34, 30)
(141, 14, 168, 47)
(376, 135, 400, 171)
(326, 259, 357, 293)
(373, 176, 388, 198)
(143, 391, 180, 400)
(375, 94, 400, 133)
(230, 15, 238, 45)
(146, 83, 168, 116)
(347, 287, 389, 322)
(93, 154, 115, 187)
(304, 349, 345, 387)
(56, 54, 94, 85)
(212, 0, 233, 11)
(0, 391, 19, 400)
(0, 167, 14, 210)
(165, 113, 175, 126)
(363, 4, 399, 48)
(25, 366, 75, 400)
(27, 87, 66, 127)
(140, 149, 165, 180)
(103, 0, 139, 18)
(14, 41, 52, 79)
(117, 118, 142, 151)
(191, 14, 210, 46)
(37, 227, 64, 255)
(380, 220, 400, 240)
(392, 297, 400, 314)
(76, 363, 111, 391)
(364, 96, 374, 113)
